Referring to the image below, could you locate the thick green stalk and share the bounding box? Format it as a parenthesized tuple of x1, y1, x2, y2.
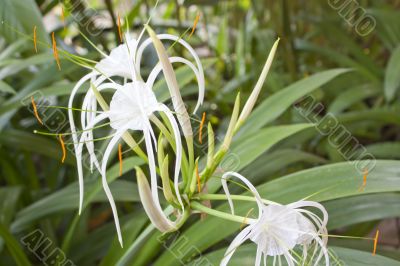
(197, 193, 277, 205)
(191, 201, 246, 224)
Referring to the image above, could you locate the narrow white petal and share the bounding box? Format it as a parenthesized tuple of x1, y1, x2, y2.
(221, 172, 264, 217)
(146, 56, 203, 112)
(101, 123, 133, 247)
(220, 225, 253, 266)
(75, 113, 108, 214)
(255, 245, 262, 266)
(136, 34, 204, 113)
(68, 72, 97, 214)
(283, 251, 295, 266)
(158, 105, 184, 210)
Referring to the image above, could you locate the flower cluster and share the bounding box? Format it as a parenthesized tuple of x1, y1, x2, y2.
(68, 26, 204, 245)
(66, 24, 330, 265)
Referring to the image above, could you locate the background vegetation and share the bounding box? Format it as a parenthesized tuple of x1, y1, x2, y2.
(0, 0, 400, 265)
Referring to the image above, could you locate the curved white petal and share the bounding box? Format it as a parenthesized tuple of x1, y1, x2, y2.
(74, 113, 108, 215)
(80, 80, 123, 173)
(146, 56, 203, 111)
(143, 128, 160, 203)
(220, 225, 254, 266)
(255, 244, 263, 266)
(221, 172, 264, 217)
(157, 104, 184, 210)
(68, 72, 98, 214)
(82, 75, 107, 173)
(287, 201, 328, 229)
(137, 34, 205, 113)
(100, 122, 134, 247)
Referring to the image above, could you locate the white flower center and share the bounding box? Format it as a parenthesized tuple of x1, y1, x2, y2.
(96, 39, 138, 78)
(250, 204, 316, 256)
(108, 81, 159, 130)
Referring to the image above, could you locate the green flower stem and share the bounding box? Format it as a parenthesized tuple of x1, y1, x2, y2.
(201, 149, 227, 183)
(190, 201, 246, 224)
(196, 193, 277, 205)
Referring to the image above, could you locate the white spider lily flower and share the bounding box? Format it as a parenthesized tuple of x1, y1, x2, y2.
(221, 172, 329, 266)
(68, 32, 205, 216)
(72, 81, 183, 247)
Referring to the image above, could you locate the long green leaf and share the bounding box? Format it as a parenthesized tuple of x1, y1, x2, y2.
(11, 157, 143, 233)
(187, 244, 400, 265)
(230, 124, 313, 171)
(0, 0, 49, 43)
(325, 193, 400, 229)
(238, 69, 350, 136)
(384, 46, 400, 101)
(0, 224, 31, 266)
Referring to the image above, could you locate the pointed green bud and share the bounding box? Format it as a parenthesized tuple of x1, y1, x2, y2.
(157, 133, 165, 169)
(235, 38, 279, 131)
(189, 158, 200, 195)
(222, 92, 240, 151)
(206, 122, 215, 168)
(160, 155, 177, 204)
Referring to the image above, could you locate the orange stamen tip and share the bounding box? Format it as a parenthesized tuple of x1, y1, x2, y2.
(61, 6, 66, 29)
(59, 134, 66, 163)
(31, 96, 43, 125)
(51, 32, 61, 70)
(189, 12, 201, 38)
(61, 7, 65, 24)
(372, 230, 379, 255)
(33, 26, 38, 53)
(359, 168, 369, 191)
(198, 112, 206, 143)
(117, 13, 123, 43)
(196, 164, 201, 193)
(118, 144, 123, 176)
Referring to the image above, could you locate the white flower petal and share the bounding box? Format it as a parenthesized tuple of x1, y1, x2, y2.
(255, 244, 263, 266)
(136, 34, 204, 113)
(100, 122, 135, 247)
(221, 172, 264, 217)
(68, 72, 97, 214)
(220, 225, 254, 266)
(158, 104, 184, 210)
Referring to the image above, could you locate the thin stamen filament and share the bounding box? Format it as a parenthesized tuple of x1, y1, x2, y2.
(34, 121, 113, 136)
